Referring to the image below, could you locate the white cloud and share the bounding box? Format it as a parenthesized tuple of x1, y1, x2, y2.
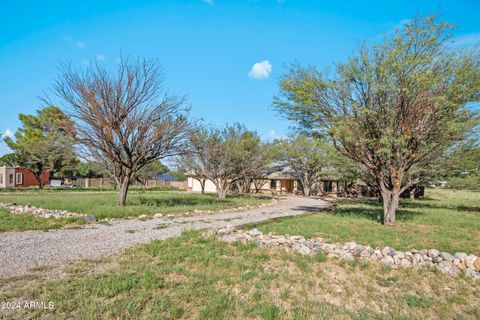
(4, 129, 14, 138)
(262, 129, 283, 142)
(202, 0, 213, 5)
(74, 41, 86, 49)
(64, 37, 87, 49)
(248, 60, 272, 80)
(449, 33, 480, 48)
(96, 54, 105, 61)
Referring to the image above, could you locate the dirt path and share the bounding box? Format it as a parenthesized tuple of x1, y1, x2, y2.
(0, 196, 331, 279)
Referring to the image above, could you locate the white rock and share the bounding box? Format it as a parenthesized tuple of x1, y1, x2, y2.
(428, 249, 440, 258)
(381, 255, 394, 266)
(297, 246, 311, 255)
(247, 228, 262, 237)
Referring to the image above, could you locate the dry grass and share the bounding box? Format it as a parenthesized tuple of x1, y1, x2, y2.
(0, 232, 478, 319)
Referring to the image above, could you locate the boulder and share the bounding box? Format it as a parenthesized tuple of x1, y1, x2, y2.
(465, 255, 477, 269)
(473, 258, 480, 272)
(464, 268, 477, 278)
(381, 255, 394, 266)
(440, 252, 454, 262)
(454, 252, 468, 260)
(247, 228, 262, 237)
(428, 249, 440, 258)
(400, 259, 412, 268)
(297, 245, 311, 255)
(437, 261, 461, 276)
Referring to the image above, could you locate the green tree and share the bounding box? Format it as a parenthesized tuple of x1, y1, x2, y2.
(4, 106, 77, 188)
(75, 161, 108, 178)
(168, 168, 187, 182)
(135, 160, 169, 186)
(0, 154, 16, 167)
(274, 16, 480, 225)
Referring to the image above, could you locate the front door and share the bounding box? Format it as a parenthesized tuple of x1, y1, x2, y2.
(280, 180, 294, 193)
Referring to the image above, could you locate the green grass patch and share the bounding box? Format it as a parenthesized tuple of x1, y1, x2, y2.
(0, 209, 81, 232)
(1, 232, 478, 319)
(0, 190, 270, 220)
(0, 185, 180, 193)
(401, 294, 433, 308)
(256, 189, 480, 255)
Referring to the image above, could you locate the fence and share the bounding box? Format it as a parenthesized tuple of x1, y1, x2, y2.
(72, 178, 187, 190)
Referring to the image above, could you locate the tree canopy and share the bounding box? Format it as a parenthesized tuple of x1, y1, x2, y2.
(53, 58, 189, 205)
(277, 135, 337, 196)
(184, 123, 266, 198)
(4, 106, 77, 187)
(274, 16, 480, 224)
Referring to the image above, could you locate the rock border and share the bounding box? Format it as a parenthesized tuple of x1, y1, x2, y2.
(212, 226, 480, 280)
(0, 203, 96, 223)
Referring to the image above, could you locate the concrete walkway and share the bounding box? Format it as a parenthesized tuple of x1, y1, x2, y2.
(0, 196, 331, 279)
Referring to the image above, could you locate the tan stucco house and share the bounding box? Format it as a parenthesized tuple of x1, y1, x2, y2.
(187, 171, 348, 196)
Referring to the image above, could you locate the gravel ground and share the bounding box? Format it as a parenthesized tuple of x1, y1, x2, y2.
(0, 196, 331, 279)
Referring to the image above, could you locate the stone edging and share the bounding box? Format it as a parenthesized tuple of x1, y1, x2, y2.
(212, 226, 480, 280)
(0, 203, 96, 222)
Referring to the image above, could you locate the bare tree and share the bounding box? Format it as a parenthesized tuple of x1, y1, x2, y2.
(186, 124, 258, 199)
(53, 58, 189, 205)
(178, 151, 208, 194)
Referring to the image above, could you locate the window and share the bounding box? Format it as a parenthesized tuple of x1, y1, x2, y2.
(16, 173, 23, 185)
(0, 174, 3, 184)
(9, 174, 14, 184)
(270, 179, 277, 189)
(296, 180, 303, 192)
(323, 181, 333, 193)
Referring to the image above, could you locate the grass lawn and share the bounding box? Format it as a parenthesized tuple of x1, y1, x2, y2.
(0, 209, 81, 233)
(1, 232, 478, 319)
(256, 189, 480, 255)
(0, 190, 270, 232)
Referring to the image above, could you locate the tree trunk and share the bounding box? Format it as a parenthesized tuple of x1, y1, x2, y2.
(35, 174, 44, 189)
(303, 184, 310, 197)
(200, 180, 206, 194)
(216, 179, 228, 199)
(409, 188, 415, 200)
(117, 178, 130, 206)
(218, 187, 227, 199)
(381, 190, 400, 225)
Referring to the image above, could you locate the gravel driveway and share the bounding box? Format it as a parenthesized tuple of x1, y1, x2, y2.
(0, 196, 331, 279)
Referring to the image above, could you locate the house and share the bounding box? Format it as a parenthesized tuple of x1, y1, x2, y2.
(0, 166, 50, 189)
(186, 170, 348, 196)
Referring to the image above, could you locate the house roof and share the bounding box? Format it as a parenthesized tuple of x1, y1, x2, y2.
(154, 173, 177, 181)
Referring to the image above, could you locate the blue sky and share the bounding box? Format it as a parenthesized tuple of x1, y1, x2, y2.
(1, 0, 480, 156)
